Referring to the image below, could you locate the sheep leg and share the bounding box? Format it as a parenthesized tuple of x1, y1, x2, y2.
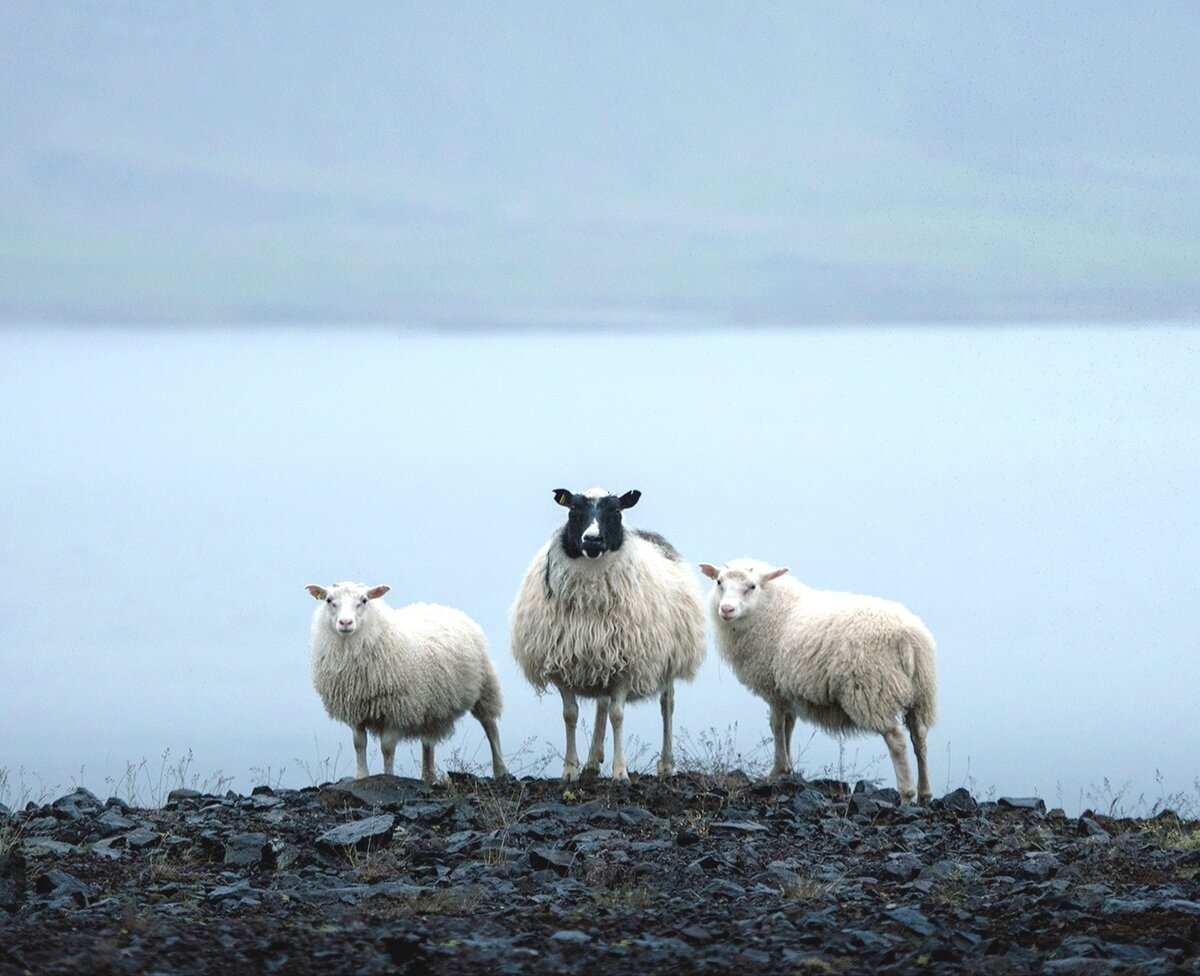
(657, 683, 675, 777)
(561, 689, 580, 781)
(769, 703, 792, 777)
(380, 729, 400, 776)
(609, 689, 630, 783)
(882, 722, 916, 804)
(477, 715, 509, 779)
(784, 712, 797, 771)
(584, 697, 609, 774)
(421, 742, 436, 784)
(905, 711, 932, 803)
(353, 724, 370, 779)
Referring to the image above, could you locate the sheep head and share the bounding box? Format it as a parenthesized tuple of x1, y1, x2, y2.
(305, 581, 390, 636)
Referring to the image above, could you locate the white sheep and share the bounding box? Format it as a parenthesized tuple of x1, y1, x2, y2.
(511, 488, 707, 782)
(305, 581, 507, 783)
(699, 559, 937, 803)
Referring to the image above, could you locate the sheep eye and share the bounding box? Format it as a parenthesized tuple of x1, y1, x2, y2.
(748, 584, 756, 591)
(325, 597, 333, 604)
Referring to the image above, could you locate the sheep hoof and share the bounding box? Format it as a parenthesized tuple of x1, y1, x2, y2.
(656, 759, 674, 777)
(562, 765, 580, 782)
(612, 769, 630, 784)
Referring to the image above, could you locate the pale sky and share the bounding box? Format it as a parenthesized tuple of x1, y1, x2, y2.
(2, 2, 1199, 324)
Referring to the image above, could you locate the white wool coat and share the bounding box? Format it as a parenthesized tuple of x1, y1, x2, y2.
(711, 570, 936, 735)
(511, 534, 706, 701)
(311, 598, 503, 742)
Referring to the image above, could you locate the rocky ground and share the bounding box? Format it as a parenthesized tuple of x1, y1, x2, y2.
(1, 773, 1198, 974)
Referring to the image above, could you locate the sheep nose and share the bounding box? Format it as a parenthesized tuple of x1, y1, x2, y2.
(338, 618, 353, 628)
(719, 604, 736, 618)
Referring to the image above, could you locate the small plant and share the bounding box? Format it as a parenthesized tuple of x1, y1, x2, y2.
(781, 872, 843, 902)
(103, 749, 233, 808)
(591, 882, 654, 910)
(249, 765, 287, 791)
(294, 736, 346, 786)
(675, 723, 774, 778)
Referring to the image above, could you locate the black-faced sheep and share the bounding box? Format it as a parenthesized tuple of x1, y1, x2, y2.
(306, 581, 507, 783)
(699, 559, 937, 803)
(511, 488, 706, 782)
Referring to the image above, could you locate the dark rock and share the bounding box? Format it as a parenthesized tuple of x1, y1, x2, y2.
(224, 832, 271, 867)
(35, 868, 94, 907)
(884, 906, 936, 936)
(121, 828, 161, 851)
(792, 788, 834, 818)
(315, 814, 395, 851)
(50, 788, 102, 821)
(317, 775, 428, 811)
(21, 837, 80, 857)
(549, 929, 592, 944)
(998, 796, 1047, 814)
(379, 926, 430, 966)
(395, 799, 455, 823)
(937, 787, 979, 815)
(0, 851, 26, 913)
(528, 845, 574, 876)
(710, 820, 769, 833)
(1078, 816, 1112, 839)
(880, 851, 924, 880)
(1019, 851, 1061, 880)
(94, 808, 138, 837)
(616, 806, 664, 827)
(166, 788, 202, 806)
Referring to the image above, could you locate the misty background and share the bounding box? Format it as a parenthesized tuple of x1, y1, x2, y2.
(2, 4, 1198, 813)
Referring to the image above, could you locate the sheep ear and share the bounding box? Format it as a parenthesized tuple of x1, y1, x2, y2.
(366, 585, 390, 600)
(306, 584, 327, 601)
(698, 563, 721, 580)
(762, 567, 790, 582)
(618, 489, 641, 510)
(553, 489, 574, 507)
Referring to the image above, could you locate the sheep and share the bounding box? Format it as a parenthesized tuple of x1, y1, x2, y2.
(305, 581, 507, 783)
(698, 559, 937, 803)
(510, 488, 706, 783)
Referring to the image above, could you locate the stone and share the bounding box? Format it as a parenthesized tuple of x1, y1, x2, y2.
(21, 837, 81, 857)
(998, 796, 1047, 814)
(549, 929, 592, 944)
(710, 820, 769, 833)
(792, 788, 834, 818)
(527, 845, 574, 876)
(884, 906, 936, 936)
(318, 776, 428, 811)
(937, 787, 979, 815)
(316, 814, 396, 851)
(0, 852, 26, 913)
(35, 868, 94, 907)
(1019, 851, 1061, 880)
(50, 788, 102, 821)
(880, 852, 924, 881)
(94, 808, 138, 836)
(224, 832, 270, 867)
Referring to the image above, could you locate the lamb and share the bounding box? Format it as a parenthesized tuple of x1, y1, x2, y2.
(305, 581, 507, 783)
(511, 488, 706, 782)
(698, 559, 937, 803)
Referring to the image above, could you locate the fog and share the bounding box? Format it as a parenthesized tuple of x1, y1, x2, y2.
(2, 324, 1196, 813)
